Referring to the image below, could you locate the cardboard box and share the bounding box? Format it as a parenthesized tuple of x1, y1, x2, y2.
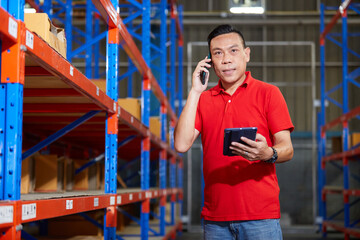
(118, 98, 141, 120)
(34, 154, 58, 192)
(47, 212, 103, 237)
(91, 79, 106, 93)
(351, 132, 360, 148)
(150, 117, 161, 138)
(24, 13, 67, 58)
(98, 163, 105, 190)
(21, 156, 31, 194)
(331, 136, 351, 153)
(91, 80, 141, 120)
(73, 159, 89, 190)
(331, 136, 342, 154)
(65, 157, 74, 191)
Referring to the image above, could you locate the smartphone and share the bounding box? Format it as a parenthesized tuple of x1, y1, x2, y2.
(200, 52, 212, 85)
(223, 127, 258, 156)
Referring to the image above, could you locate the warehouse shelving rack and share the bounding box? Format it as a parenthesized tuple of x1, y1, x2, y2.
(0, 0, 183, 239)
(319, 0, 360, 239)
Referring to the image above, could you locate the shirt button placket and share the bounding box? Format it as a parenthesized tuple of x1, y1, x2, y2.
(225, 99, 231, 113)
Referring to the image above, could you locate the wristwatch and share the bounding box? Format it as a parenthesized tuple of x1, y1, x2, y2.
(265, 147, 278, 163)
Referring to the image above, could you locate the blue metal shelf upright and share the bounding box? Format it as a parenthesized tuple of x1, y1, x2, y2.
(318, 0, 360, 239)
(0, 0, 184, 239)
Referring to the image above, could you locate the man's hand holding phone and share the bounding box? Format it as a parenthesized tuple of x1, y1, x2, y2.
(192, 55, 211, 93)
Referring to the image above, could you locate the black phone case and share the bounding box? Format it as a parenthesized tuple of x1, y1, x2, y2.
(200, 53, 212, 85)
(223, 127, 257, 156)
(200, 71, 208, 85)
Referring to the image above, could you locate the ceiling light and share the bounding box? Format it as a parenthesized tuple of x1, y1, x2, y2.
(230, 6, 264, 14)
(229, 0, 265, 14)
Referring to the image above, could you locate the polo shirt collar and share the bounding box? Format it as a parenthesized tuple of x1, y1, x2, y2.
(210, 71, 253, 96)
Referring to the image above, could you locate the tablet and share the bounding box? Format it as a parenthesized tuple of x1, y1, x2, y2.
(223, 127, 258, 156)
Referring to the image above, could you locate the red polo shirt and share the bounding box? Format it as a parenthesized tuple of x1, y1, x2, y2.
(195, 71, 294, 221)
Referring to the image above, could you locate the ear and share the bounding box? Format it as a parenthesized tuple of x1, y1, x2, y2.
(245, 47, 250, 63)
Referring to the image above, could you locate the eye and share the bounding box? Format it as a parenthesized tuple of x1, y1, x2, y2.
(231, 49, 238, 53)
(214, 51, 221, 55)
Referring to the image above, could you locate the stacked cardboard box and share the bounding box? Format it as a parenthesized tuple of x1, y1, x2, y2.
(24, 13, 67, 58)
(91, 79, 142, 120)
(150, 117, 161, 138)
(351, 132, 360, 148)
(34, 154, 58, 192)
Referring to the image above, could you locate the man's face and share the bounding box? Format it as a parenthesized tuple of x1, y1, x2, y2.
(209, 32, 250, 85)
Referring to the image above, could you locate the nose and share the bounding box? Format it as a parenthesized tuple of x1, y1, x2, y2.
(221, 52, 232, 64)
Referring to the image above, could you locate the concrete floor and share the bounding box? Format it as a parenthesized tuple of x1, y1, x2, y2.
(176, 226, 350, 240)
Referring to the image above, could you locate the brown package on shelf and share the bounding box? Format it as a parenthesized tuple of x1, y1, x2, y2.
(34, 154, 58, 192)
(91, 79, 142, 120)
(47, 212, 103, 237)
(331, 136, 350, 153)
(24, 13, 67, 58)
(97, 162, 105, 190)
(21, 156, 32, 194)
(73, 159, 89, 190)
(150, 116, 161, 138)
(351, 132, 360, 148)
(118, 98, 141, 120)
(91, 79, 106, 93)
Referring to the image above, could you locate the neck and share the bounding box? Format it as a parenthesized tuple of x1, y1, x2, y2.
(221, 74, 246, 95)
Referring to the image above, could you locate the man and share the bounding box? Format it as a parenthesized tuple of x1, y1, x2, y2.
(174, 25, 294, 239)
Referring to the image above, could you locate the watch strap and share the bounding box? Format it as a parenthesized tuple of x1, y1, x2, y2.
(265, 147, 278, 163)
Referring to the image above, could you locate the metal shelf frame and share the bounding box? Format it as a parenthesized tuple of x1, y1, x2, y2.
(318, 1, 360, 239)
(0, 0, 184, 239)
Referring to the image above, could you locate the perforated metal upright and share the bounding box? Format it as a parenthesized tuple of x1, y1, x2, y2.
(319, 1, 360, 239)
(159, 0, 168, 235)
(177, 5, 184, 116)
(0, 0, 24, 239)
(140, 0, 151, 239)
(104, 0, 119, 239)
(0, 0, 183, 238)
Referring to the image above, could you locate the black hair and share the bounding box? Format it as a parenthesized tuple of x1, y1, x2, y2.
(207, 24, 246, 50)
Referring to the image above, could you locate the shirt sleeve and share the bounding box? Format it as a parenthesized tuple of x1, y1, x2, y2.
(267, 86, 294, 134)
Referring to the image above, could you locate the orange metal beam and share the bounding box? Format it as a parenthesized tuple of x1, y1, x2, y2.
(0, 7, 19, 48)
(17, 188, 181, 223)
(322, 105, 360, 132)
(320, 0, 352, 41)
(322, 146, 360, 162)
(24, 30, 116, 113)
(91, 0, 118, 28)
(323, 221, 360, 238)
(91, 0, 178, 122)
(170, 0, 183, 45)
(20, 194, 116, 223)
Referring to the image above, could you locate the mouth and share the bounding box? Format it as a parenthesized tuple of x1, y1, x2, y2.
(222, 68, 236, 75)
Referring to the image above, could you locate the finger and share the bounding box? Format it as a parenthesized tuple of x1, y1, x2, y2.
(230, 141, 246, 150)
(240, 137, 257, 147)
(200, 60, 212, 69)
(204, 63, 212, 68)
(255, 133, 266, 141)
(231, 149, 247, 158)
(200, 67, 209, 74)
(230, 145, 251, 158)
(231, 142, 253, 156)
